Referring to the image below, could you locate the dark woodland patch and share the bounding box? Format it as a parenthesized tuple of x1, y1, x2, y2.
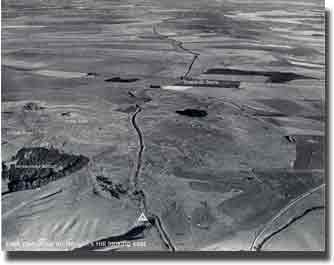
(2, 147, 89, 193)
(204, 68, 316, 83)
(176, 109, 208, 117)
(104, 77, 140, 83)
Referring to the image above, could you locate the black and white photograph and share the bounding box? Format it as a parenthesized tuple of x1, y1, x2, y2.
(1, 0, 328, 254)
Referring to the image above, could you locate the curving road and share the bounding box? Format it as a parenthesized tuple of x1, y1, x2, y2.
(130, 103, 176, 251)
(153, 25, 200, 79)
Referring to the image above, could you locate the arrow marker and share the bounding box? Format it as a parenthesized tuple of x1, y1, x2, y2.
(137, 212, 149, 223)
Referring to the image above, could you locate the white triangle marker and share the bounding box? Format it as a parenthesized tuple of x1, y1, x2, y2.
(137, 212, 149, 223)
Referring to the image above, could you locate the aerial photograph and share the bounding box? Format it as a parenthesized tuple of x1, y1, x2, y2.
(1, 0, 326, 252)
